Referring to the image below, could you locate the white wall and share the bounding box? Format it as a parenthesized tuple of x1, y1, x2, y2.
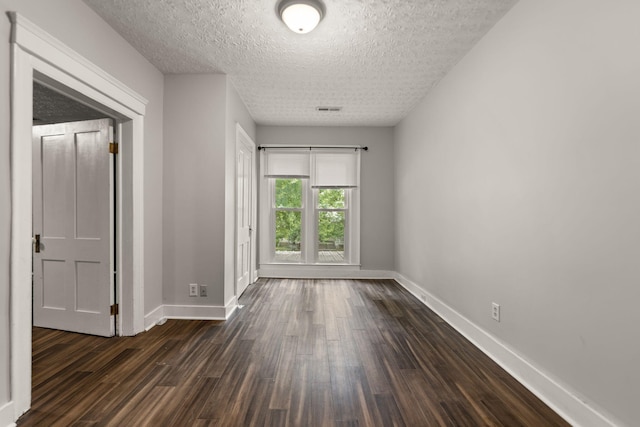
(163, 75, 256, 311)
(224, 81, 256, 305)
(394, 0, 640, 425)
(163, 74, 227, 307)
(256, 126, 395, 272)
(0, 0, 164, 422)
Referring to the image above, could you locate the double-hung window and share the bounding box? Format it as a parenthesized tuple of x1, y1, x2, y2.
(315, 188, 346, 263)
(274, 177, 304, 262)
(260, 148, 360, 268)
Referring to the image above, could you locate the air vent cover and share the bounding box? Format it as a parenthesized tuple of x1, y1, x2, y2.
(316, 106, 342, 112)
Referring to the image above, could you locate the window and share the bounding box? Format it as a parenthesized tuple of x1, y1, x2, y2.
(260, 148, 360, 268)
(316, 189, 346, 263)
(274, 178, 303, 262)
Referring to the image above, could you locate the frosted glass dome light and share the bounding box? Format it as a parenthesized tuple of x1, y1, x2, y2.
(278, 0, 325, 34)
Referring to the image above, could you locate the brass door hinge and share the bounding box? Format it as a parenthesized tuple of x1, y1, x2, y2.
(110, 303, 119, 316)
(109, 142, 119, 154)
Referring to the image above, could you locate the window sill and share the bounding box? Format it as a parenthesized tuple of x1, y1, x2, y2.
(259, 263, 362, 278)
(260, 263, 361, 269)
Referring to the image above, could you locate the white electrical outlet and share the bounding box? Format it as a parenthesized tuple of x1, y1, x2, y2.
(199, 284, 207, 297)
(189, 283, 198, 297)
(492, 302, 500, 322)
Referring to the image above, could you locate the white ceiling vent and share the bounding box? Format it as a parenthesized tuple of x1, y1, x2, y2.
(316, 106, 342, 112)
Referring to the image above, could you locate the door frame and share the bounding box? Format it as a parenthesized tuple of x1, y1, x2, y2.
(9, 13, 147, 419)
(235, 123, 257, 298)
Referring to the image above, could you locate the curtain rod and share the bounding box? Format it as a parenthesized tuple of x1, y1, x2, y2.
(258, 145, 368, 151)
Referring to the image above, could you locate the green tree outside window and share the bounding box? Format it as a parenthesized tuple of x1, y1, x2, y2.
(275, 179, 302, 251)
(317, 189, 345, 251)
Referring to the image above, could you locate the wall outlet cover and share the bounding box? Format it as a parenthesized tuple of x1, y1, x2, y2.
(189, 283, 198, 297)
(492, 302, 500, 322)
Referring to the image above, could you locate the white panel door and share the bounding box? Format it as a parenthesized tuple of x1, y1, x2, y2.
(32, 118, 114, 337)
(236, 130, 255, 297)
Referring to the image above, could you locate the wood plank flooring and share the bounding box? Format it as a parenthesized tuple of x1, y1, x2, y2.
(19, 278, 569, 426)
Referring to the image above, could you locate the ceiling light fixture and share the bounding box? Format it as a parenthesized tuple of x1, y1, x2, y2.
(277, 0, 325, 34)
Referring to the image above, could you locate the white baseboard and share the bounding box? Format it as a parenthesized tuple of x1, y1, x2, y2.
(144, 305, 165, 331)
(163, 304, 228, 320)
(0, 401, 16, 427)
(224, 296, 238, 318)
(258, 267, 395, 279)
(145, 299, 239, 326)
(393, 272, 620, 427)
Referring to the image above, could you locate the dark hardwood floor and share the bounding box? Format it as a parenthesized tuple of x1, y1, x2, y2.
(19, 278, 569, 426)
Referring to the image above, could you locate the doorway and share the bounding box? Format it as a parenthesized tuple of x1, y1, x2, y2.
(10, 13, 147, 419)
(33, 82, 117, 336)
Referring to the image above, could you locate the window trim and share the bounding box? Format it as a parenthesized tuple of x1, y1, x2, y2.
(270, 178, 306, 263)
(259, 150, 360, 269)
(313, 188, 348, 264)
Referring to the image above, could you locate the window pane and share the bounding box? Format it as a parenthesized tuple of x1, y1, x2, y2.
(275, 178, 302, 208)
(317, 188, 345, 209)
(275, 210, 302, 262)
(317, 211, 345, 263)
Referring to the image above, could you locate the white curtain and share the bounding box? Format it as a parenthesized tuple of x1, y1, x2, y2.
(311, 151, 360, 188)
(262, 149, 360, 188)
(263, 150, 310, 178)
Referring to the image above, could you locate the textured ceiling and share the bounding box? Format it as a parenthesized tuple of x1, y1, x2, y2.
(83, 0, 517, 126)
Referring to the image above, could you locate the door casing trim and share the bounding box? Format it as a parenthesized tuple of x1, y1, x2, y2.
(9, 12, 147, 420)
